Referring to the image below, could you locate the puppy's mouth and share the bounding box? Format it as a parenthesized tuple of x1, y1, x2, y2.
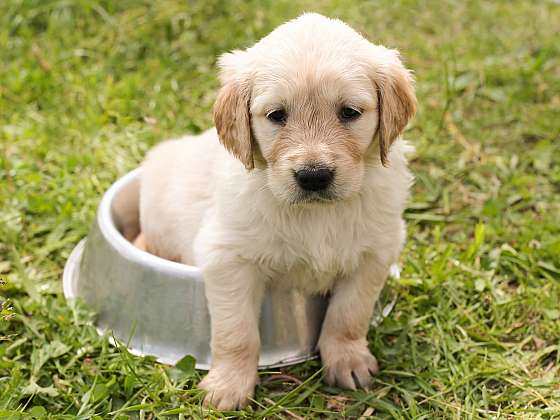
(290, 189, 339, 206)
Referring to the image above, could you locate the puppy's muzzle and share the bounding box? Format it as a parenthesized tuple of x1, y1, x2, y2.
(294, 167, 335, 192)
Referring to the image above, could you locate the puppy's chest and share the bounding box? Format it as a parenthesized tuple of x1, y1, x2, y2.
(250, 213, 374, 290)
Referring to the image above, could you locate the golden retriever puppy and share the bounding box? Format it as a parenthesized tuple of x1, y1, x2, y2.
(138, 13, 416, 410)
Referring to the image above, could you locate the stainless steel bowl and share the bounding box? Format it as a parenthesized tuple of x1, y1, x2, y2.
(63, 169, 330, 369)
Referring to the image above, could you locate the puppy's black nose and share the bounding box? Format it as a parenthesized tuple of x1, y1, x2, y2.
(295, 167, 334, 191)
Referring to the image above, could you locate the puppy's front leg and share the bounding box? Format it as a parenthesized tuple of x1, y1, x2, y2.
(199, 260, 264, 410)
(318, 255, 389, 390)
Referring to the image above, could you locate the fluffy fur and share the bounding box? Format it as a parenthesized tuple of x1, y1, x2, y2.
(138, 13, 416, 410)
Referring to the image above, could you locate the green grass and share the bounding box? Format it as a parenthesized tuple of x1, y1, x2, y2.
(1, 0, 559, 418)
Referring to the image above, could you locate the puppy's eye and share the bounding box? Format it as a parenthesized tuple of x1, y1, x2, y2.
(339, 107, 361, 122)
(267, 109, 287, 124)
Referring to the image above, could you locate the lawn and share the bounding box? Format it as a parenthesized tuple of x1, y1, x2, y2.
(1, 0, 559, 418)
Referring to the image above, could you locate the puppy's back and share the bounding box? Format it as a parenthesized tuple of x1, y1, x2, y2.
(138, 129, 222, 264)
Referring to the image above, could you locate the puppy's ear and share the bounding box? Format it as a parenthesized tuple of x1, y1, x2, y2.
(370, 47, 416, 166)
(213, 51, 254, 170)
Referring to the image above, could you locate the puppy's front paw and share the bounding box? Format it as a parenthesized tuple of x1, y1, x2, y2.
(319, 338, 379, 390)
(199, 365, 257, 411)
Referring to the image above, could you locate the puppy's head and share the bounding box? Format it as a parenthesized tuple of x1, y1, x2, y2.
(214, 13, 416, 205)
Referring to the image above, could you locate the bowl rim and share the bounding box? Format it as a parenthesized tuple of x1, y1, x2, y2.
(97, 168, 202, 278)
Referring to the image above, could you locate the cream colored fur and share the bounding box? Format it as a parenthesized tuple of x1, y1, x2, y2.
(138, 13, 416, 410)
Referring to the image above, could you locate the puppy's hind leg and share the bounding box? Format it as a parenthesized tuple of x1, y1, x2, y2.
(198, 257, 265, 411)
(132, 232, 147, 252)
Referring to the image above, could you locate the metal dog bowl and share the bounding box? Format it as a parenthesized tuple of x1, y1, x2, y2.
(63, 169, 332, 369)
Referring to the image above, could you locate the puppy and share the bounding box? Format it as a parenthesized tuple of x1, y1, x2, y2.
(138, 13, 416, 410)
